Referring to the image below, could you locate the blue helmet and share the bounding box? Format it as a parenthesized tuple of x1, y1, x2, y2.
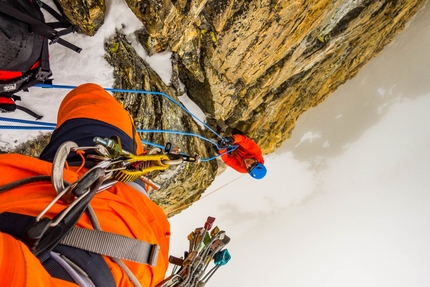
(249, 163, 267, 180)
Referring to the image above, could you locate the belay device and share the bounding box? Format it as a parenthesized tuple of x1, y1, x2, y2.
(157, 216, 231, 287)
(0, 0, 81, 118)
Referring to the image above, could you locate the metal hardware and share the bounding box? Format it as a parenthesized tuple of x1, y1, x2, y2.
(26, 167, 105, 255)
(52, 141, 78, 195)
(156, 217, 231, 287)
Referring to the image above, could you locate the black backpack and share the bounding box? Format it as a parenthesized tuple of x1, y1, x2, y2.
(0, 0, 81, 118)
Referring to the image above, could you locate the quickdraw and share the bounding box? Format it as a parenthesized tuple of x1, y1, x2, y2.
(26, 167, 105, 255)
(50, 135, 200, 199)
(90, 136, 198, 183)
(157, 216, 231, 287)
(21, 135, 200, 256)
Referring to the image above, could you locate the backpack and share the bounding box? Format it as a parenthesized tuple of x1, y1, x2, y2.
(0, 0, 81, 119)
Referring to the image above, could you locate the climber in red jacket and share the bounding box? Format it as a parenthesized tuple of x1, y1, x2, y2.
(218, 133, 267, 180)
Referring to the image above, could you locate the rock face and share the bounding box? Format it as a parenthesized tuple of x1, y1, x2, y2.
(43, 0, 425, 214)
(56, 0, 425, 151)
(105, 34, 218, 215)
(125, 0, 425, 153)
(54, 0, 105, 36)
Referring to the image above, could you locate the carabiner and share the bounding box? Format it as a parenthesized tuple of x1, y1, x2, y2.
(27, 167, 106, 256)
(51, 141, 78, 195)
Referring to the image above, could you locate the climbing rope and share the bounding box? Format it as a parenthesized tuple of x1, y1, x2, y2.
(0, 116, 56, 128)
(34, 83, 224, 139)
(0, 121, 237, 162)
(2, 80, 242, 156)
(1, 83, 237, 161)
(165, 174, 244, 217)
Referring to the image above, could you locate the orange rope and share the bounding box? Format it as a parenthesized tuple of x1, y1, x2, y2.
(75, 150, 86, 174)
(166, 175, 244, 217)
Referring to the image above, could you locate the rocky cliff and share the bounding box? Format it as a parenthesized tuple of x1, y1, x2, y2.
(60, 0, 425, 152)
(39, 0, 425, 215)
(104, 33, 218, 216)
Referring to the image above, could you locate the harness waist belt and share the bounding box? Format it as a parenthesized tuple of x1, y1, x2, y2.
(61, 227, 160, 266)
(0, 212, 159, 266)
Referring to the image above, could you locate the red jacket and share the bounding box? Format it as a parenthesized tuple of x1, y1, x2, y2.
(220, 134, 264, 173)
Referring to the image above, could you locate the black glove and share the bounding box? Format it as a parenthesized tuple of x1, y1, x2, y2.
(218, 137, 234, 148)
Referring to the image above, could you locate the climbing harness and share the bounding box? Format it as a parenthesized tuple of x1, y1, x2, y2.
(1, 137, 180, 260)
(157, 216, 231, 287)
(0, 139, 232, 287)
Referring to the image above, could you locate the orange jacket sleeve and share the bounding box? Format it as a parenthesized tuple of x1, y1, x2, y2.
(231, 134, 265, 164)
(220, 150, 248, 173)
(57, 83, 144, 155)
(0, 154, 170, 287)
(0, 232, 78, 287)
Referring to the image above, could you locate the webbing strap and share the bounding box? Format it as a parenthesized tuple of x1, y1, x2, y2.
(61, 227, 160, 266)
(0, 2, 81, 53)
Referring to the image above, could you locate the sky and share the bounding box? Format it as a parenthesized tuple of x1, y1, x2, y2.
(1, 1, 430, 287)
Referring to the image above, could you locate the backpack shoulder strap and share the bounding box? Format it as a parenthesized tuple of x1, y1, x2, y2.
(38, 1, 76, 37)
(38, 1, 69, 26)
(0, 212, 116, 287)
(0, 1, 81, 53)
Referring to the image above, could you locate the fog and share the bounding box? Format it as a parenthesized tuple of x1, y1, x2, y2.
(169, 3, 430, 287)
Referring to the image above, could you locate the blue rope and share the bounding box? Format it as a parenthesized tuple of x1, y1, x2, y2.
(0, 117, 233, 161)
(0, 117, 225, 149)
(0, 125, 54, 130)
(1, 84, 234, 161)
(0, 117, 56, 127)
(34, 83, 224, 139)
(140, 139, 165, 149)
(138, 129, 218, 145)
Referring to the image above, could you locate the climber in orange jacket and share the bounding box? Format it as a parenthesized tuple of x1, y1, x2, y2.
(218, 133, 267, 180)
(0, 83, 170, 287)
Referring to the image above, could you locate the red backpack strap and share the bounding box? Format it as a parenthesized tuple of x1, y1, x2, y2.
(0, 71, 23, 81)
(0, 95, 42, 119)
(0, 97, 17, 112)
